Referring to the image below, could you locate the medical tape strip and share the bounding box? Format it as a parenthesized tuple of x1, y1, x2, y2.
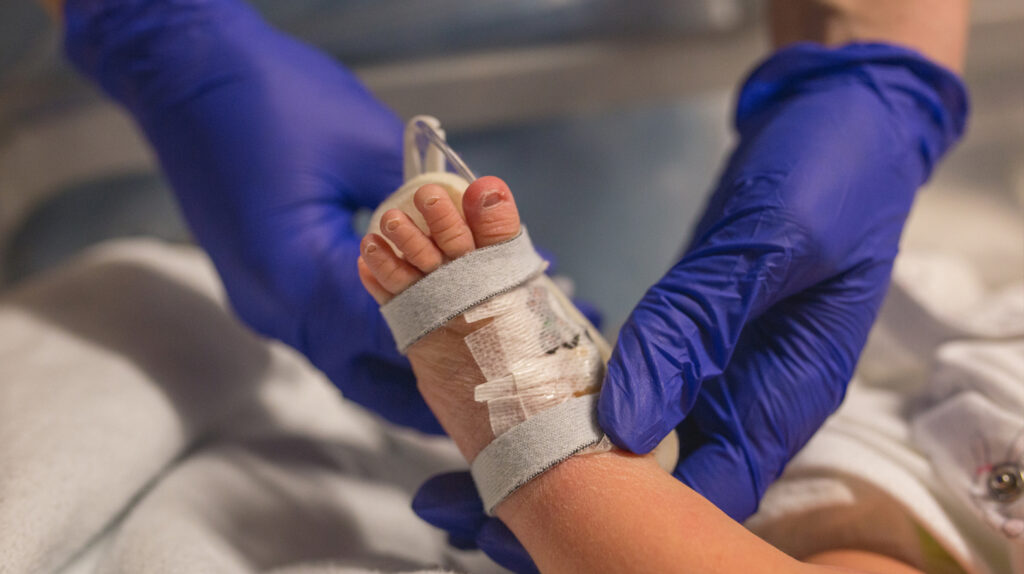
(462, 276, 605, 435)
(471, 393, 604, 515)
(381, 227, 547, 352)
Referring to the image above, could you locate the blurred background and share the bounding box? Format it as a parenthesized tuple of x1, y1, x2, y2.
(0, 0, 1021, 334)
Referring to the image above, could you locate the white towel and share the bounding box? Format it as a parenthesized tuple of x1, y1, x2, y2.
(746, 253, 1024, 574)
(0, 239, 507, 574)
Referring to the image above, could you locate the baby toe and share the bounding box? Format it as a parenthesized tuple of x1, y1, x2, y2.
(462, 176, 521, 247)
(358, 256, 393, 304)
(380, 209, 444, 273)
(361, 233, 424, 295)
(415, 185, 475, 259)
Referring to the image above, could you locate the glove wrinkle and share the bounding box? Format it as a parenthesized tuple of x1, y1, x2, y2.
(414, 43, 967, 571)
(64, 0, 436, 431)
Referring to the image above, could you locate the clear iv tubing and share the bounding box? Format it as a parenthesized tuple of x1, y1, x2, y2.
(413, 118, 477, 182)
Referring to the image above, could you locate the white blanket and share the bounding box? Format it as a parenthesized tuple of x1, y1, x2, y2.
(747, 249, 1024, 573)
(1, 189, 1020, 573)
(0, 239, 506, 574)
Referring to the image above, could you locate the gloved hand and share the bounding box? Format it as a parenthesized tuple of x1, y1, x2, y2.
(63, 0, 439, 432)
(412, 43, 968, 573)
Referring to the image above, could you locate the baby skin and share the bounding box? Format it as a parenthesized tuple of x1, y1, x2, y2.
(358, 177, 921, 574)
(358, 176, 523, 462)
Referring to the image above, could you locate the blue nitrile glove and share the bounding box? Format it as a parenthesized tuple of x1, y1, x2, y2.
(412, 42, 968, 573)
(62, 0, 601, 436)
(62, 0, 440, 431)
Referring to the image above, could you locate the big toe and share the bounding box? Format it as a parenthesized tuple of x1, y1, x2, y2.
(462, 176, 521, 247)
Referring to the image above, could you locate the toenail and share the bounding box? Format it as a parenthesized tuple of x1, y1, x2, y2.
(364, 242, 377, 255)
(424, 195, 440, 207)
(384, 218, 400, 232)
(481, 190, 503, 208)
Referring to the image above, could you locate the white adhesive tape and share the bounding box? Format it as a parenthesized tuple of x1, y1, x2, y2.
(463, 276, 605, 436)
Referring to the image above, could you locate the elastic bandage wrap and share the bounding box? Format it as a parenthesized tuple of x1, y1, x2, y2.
(379, 226, 611, 515)
(381, 227, 547, 353)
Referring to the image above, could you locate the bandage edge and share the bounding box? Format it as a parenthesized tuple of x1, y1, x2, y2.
(380, 227, 548, 352)
(470, 393, 605, 515)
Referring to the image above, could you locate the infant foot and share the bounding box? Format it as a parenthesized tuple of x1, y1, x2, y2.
(359, 176, 525, 459)
(359, 175, 608, 463)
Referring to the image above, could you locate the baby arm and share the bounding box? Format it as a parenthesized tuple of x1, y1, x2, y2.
(770, 0, 968, 73)
(493, 448, 922, 574)
(356, 176, 924, 574)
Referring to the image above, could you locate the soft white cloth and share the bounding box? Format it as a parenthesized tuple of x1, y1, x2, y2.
(746, 248, 1024, 574)
(2, 194, 1020, 573)
(0, 239, 507, 574)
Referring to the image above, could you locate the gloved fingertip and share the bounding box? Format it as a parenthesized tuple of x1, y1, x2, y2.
(596, 392, 662, 455)
(571, 297, 604, 331)
(411, 416, 446, 436)
(412, 472, 486, 535)
(478, 519, 539, 574)
(673, 442, 759, 522)
(533, 245, 558, 273)
(447, 533, 478, 551)
(393, 400, 444, 435)
(347, 355, 445, 435)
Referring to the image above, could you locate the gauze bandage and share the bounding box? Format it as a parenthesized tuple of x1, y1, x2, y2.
(373, 116, 676, 514)
(463, 275, 606, 436)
